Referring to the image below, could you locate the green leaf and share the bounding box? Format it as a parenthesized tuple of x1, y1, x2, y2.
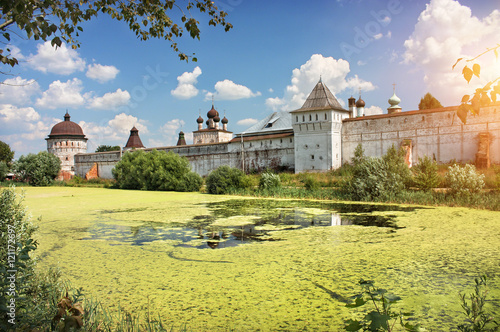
(463, 66, 473, 83)
(346, 297, 367, 308)
(472, 63, 480, 78)
(365, 311, 390, 330)
(344, 319, 363, 331)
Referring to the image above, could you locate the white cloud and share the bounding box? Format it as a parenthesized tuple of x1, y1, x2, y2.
(403, 0, 500, 105)
(109, 113, 149, 134)
(0, 77, 40, 105)
(36, 78, 87, 109)
(268, 88, 274, 93)
(237, 118, 258, 126)
(386, 31, 392, 39)
(0, 104, 58, 151)
(364, 106, 384, 116)
(206, 79, 261, 101)
(86, 64, 120, 83)
(357, 60, 367, 66)
(267, 54, 375, 111)
(79, 113, 149, 150)
(27, 41, 86, 75)
(89, 89, 131, 110)
(374, 33, 383, 40)
(171, 66, 202, 99)
(160, 119, 185, 146)
(0, 104, 40, 123)
(265, 97, 286, 111)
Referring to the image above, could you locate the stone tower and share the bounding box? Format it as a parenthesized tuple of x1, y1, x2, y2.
(291, 79, 350, 172)
(46, 111, 87, 180)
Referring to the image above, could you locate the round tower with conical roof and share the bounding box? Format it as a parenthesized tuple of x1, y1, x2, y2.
(46, 111, 88, 180)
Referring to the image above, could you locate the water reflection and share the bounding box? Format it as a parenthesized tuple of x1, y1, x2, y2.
(86, 199, 417, 249)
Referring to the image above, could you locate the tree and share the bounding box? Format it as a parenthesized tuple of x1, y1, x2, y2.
(112, 149, 202, 191)
(0, 140, 14, 166)
(14, 151, 61, 186)
(0, 0, 233, 69)
(95, 145, 120, 152)
(418, 92, 443, 110)
(453, 44, 500, 123)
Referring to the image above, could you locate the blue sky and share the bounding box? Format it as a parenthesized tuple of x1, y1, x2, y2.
(1, 0, 499, 157)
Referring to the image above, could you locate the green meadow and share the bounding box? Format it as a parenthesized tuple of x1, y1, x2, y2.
(21, 187, 500, 331)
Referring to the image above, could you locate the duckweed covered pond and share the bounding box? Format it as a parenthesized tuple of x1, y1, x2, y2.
(22, 187, 500, 331)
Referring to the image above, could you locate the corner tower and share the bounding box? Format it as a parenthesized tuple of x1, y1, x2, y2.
(46, 111, 88, 180)
(291, 79, 350, 172)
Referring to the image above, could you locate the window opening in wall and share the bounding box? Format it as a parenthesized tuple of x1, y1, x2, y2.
(422, 116, 425, 121)
(261, 142, 263, 146)
(315, 114, 318, 121)
(325, 113, 327, 120)
(290, 138, 293, 143)
(270, 140, 272, 145)
(388, 120, 391, 124)
(296, 116, 298, 122)
(280, 139, 283, 143)
(302, 115, 305, 121)
(311, 155, 314, 160)
(309, 114, 312, 121)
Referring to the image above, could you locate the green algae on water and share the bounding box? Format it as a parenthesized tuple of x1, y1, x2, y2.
(20, 187, 500, 331)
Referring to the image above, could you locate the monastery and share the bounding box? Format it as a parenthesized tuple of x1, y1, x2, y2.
(45, 80, 500, 179)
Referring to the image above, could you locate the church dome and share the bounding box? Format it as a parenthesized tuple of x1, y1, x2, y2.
(221, 116, 228, 124)
(207, 105, 218, 119)
(213, 115, 220, 122)
(196, 115, 204, 123)
(355, 97, 365, 108)
(48, 112, 85, 138)
(388, 92, 401, 106)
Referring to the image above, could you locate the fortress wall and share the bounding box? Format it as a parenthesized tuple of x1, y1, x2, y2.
(74, 140, 294, 178)
(74, 151, 122, 179)
(341, 105, 500, 166)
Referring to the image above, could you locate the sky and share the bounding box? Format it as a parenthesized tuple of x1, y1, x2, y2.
(1, 0, 499, 157)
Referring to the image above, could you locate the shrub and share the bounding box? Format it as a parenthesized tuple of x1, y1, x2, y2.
(14, 151, 61, 186)
(301, 175, 321, 191)
(259, 172, 282, 190)
(176, 172, 204, 192)
(240, 174, 259, 189)
(351, 143, 366, 166)
(383, 144, 412, 188)
(344, 157, 405, 201)
(206, 165, 245, 194)
(112, 149, 201, 192)
(412, 155, 440, 191)
(342, 145, 410, 201)
(445, 164, 485, 195)
(0, 187, 63, 330)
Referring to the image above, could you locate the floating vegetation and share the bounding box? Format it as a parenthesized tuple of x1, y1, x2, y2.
(21, 187, 500, 331)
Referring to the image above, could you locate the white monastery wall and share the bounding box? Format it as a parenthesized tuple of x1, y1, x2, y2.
(342, 104, 500, 165)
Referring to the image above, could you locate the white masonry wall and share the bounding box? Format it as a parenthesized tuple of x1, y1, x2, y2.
(341, 104, 500, 165)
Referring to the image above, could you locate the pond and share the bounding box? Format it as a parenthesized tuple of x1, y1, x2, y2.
(87, 200, 411, 249)
(23, 187, 500, 331)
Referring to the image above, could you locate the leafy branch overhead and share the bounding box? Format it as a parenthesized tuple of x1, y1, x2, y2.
(0, 0, 232, 67)
(453, 44, 500, 124)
